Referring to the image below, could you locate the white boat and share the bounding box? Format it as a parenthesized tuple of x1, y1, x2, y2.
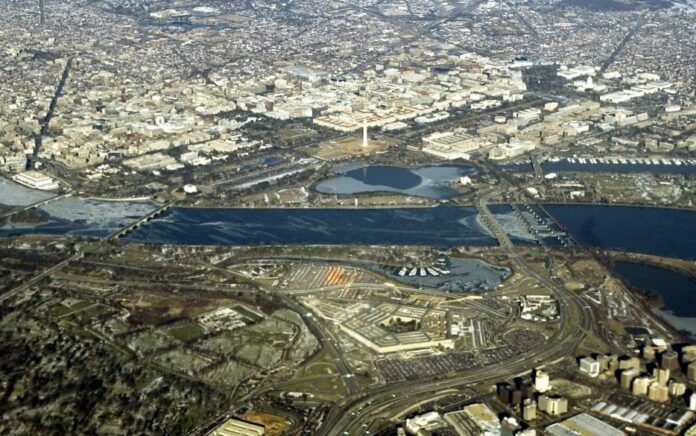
(419, 268, 427, 277)
(568, 158, 576, 163)
(674, 159, 683, 166)
(398, 267, 407, 276)
(427, 268, 439, 276)
(409, 268, 417, 277)
(651, 159, 660, 165)
(589, 158, 597, 164)
(579, 158, 587, 164)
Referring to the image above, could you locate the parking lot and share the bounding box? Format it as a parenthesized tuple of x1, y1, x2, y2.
(282, 264, 373, 289)
(377, 352, 481, 383)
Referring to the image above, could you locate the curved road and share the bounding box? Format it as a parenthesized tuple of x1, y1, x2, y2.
(321, 185, 594, 435)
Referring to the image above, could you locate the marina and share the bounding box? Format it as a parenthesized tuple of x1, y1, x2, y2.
(505, 157, 696, 174)
(380, 257, 511, 293)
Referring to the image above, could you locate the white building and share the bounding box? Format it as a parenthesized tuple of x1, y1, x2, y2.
(12, 171, 59, 190)
(579, 357, 600, 378)
(210, 418, 265, 436)
(546, 413, 623, 436)
(534, 370, 551, 393)
(405, 411, 444, 434)
(423, 131, 489, 160)
(488, 139, 536, 160)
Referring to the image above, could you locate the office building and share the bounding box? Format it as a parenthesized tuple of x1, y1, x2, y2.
(539, 395, 568, 416)
(688, 361, 696, 382)
(632, 376, 651, 396)
(620, 368, 640, 390)
(534, 370, 550, 393)
(660, 350, 680, 371)
(648, 382, 669, 403)
(579, 357, 600, 378)
(669, 380, 686, 397)
(654, 367, 670, 386)
(523, 398, 537, 421)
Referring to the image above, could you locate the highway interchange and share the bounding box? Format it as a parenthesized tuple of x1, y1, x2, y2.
(315, 181, 596, 435)
(169, 164, 600, 435)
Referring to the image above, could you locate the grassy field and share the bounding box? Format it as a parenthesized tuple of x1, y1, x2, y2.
(164, 321, 206, 342)
(300, 136, 394, 161)
(155, 349, 212, 374)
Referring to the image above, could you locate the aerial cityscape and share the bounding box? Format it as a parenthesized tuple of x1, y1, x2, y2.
(2, 0, 696, 435)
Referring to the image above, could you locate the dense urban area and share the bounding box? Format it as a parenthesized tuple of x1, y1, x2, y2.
(2, 0, 696, 435)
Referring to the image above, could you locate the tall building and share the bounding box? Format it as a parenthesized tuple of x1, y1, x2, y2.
(497, 383, 513, 404)
(619, 356, 640, 371)
(648, 382, 669, 403)
(539, 395, 568, 416)
(654, 367, 670, 385)
(690, 393, 696, 411)
(598, 354, 619, 373)
(660, 350, 680, 371)
(643, 345, 658, 361)
(688, 361, 696, 382)
(511, 389, 523, 406)
(620, 368, 640, 390)
(579, 357, 600, 377)
(632, 376, 651, 396)
(534, 369, 550, 393)
(668, 380, 686, 397)
(519, 382, 534, 400)
(522, 398, 537, 421)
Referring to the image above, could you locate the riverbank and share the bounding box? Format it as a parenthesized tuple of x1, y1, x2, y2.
(603, 257, 696, 339)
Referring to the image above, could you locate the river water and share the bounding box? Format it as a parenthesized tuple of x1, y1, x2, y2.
(0, 178, 157, 237)
(614, 261, 696, 338)
(544, 204, 696, 260)
(4, 174, 696, 326)
(124, 205, 498, 246)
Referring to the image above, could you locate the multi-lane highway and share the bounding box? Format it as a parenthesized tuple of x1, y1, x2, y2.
(320, 183, 594, 435)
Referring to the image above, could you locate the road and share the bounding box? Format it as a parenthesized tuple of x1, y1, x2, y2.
(600, 11, 648, 74)
(530, 151, 544, 181)
(320, 181, 594, 435)
(0, 252, 82, 303)
(277, 295, 360, 394)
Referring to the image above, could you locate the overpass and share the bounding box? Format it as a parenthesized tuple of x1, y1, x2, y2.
(323, 183, 595, 435)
